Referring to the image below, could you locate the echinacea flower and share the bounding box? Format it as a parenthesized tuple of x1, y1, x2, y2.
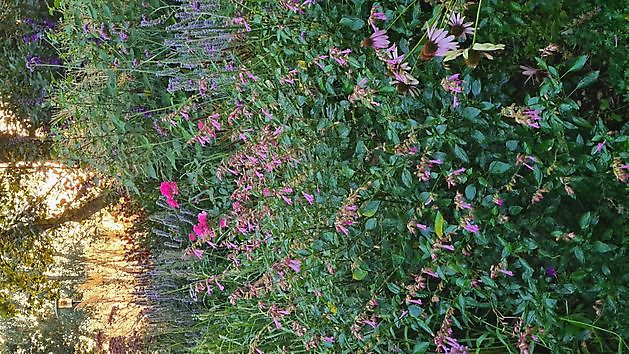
(363, 27, 390, 49)
(448, 13, 475, 40)
(421, 26, 458, 60)
(520, 65, 546, 85)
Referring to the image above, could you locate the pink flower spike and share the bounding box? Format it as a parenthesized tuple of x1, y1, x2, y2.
(594, 140, 606, 154)
(362, 319, 378, 329)
(464, 222, 479, 233)
(286, 259, 301, 273)
(416, 223, 429, 232)
(191, 248, 204, 259)
(439, 244, 455, 251)
(499, 269, 514, 277)
(302, 192, 315, 205)
(219, 217, 228, 228)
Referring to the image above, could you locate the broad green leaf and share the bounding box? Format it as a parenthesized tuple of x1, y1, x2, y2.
(435, 212, 444, 237)
(576, 71, 599, 90)
(339, 17, 365, 31)
(359, 200, 381, 217)
(593, 241, 616, 253)
(566, 55, 588, 74)
(408, 305, 422, 318)
(453, 145, 469, 163)
(352, 268, 368, 281)
(462, 107, 481, 120)
(489, 161, 511, 174)
(465, 184, 476, 200)
(412, 342, 430, 354)
(365, 218, 377, 230)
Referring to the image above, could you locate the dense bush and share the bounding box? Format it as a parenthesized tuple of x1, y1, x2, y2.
(5, 0, 627, 352)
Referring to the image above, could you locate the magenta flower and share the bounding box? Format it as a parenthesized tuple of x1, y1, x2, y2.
(448, 12, 475, 40)
(160, 181, 179, 208)
(421, 26, 458, 60)
(364, 27, 390, 49)
(546, 266, 557, 277)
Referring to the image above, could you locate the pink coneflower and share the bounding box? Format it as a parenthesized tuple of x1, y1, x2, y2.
(520, 65, 546, 85)
(448, 12, 475, 40)
(421, 26, 458, 60)
(363, 27, 390, 49)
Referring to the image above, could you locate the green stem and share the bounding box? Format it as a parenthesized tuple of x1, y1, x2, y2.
(471, 0, 483, 46)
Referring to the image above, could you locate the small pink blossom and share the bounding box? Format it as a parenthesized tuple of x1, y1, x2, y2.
(594, 140, 606, 154)
(302, 191, 315, 205)
(464, 222, 479, 233)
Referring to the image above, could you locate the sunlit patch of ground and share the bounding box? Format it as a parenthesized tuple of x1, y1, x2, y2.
(1, 108, 152, 352)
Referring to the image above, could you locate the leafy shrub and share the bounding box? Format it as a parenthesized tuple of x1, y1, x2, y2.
(36, 0, 629, 352)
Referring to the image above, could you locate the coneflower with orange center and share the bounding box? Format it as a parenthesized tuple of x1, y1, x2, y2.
(420, 26, 458, 60)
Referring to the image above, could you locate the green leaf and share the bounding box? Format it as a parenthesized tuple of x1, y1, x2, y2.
(472, 43, 505, 51)
(145, 163, 157, 179)
(352, 268, 368, 281)
(576, 71, 599, 90)
(339, 17, 365, 31)
(359, 200, 381, 217)
(387, 283, 401, 294)
(365, 218, 377, 231)
(574, 248, 585, 263)
(408, 305, 422, 318)
(593, 241, 616, 253)
(412, 342, 430, 354)
(465, 184, 476, 200)
(453, 145, 469, 163)
(462, 107, 481, 120)
(566, 55, 588, 74)
(489, 161, 511, 174)
(579, 212, 591, 229)
(402, 168, 413, 188)
(435, 212, 444, 237)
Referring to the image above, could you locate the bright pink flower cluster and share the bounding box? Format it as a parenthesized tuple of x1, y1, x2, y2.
(160, 181, 179, 208)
